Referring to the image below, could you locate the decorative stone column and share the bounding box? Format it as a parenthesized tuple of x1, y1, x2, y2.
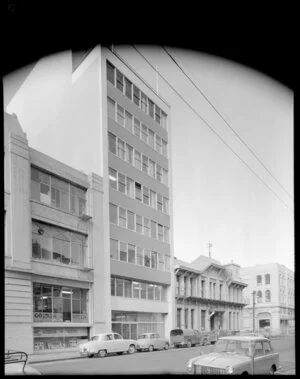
(179, 275, 185, 296)
(186, 276, 191, 297)
(180, 306, 185, 329)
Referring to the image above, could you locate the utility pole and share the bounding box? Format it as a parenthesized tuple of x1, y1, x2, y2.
(252, 291, 256, 332)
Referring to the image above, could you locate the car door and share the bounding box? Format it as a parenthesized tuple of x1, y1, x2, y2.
(149, 333, 156, 349)
(113, 333, 125, 352)
(253, 340, 268, 375)
(103, 334, 114, 353)
(156, 334, 163, 349)
(154, 333, 161, 349)
(262, 340, 278, 373)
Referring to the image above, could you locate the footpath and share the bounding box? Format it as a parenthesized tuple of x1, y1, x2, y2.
(28, 349, 82, 364)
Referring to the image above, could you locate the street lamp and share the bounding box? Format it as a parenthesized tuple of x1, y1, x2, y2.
(252, 291, 256, 332)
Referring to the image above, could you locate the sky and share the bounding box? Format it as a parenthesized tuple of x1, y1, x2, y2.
(4, 45, 294, 271)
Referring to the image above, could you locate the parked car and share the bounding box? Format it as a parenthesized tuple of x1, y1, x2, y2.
(170, 329, 208, 348)
(136, 333, 170, 352)
(5, 350, 41, 375)
(78, 332, 136, 358)
(186, 335, 280, 375)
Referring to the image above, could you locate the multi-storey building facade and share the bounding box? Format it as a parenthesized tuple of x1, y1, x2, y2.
(174, 256, 247, 332)
(5, 45, 175, 351)
(104, 51, 174, 340)
(4, 113, 105, 352)
(240, 263, 294, 335)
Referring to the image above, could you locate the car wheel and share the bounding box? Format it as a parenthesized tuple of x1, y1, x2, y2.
(117, 352, 123, 355)
(148, 345, 154, 352)
(88, 354, 94, 358)
(269, 366, 276, 375)
(128, 344, 135, 354)
(202, 338, 209, 346)
(164, 343, 169, 350)
(187, 340, 192, 348)
(98, 350, 106, 358)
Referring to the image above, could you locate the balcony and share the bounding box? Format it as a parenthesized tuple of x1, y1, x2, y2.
(175, 291, 247, 306)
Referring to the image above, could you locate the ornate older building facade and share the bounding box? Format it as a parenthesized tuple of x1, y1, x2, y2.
(174, 256, 247, 333)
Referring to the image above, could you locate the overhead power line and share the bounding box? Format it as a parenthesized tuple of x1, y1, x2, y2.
(161, 46, 293, 200)
(127, 45, 293, 213)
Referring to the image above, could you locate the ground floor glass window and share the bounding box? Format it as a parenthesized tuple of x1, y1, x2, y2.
(112, 311, 165, 339)
(33, 283, 88, 323)
(33, 327, 89, 351)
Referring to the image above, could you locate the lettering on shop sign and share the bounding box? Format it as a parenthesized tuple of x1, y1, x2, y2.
(33, 312, 63, 322)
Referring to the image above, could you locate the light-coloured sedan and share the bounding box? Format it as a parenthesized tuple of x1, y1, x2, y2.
(186, 335, 280, 375)
(136, 333, 170, 352)
(79, 332, 136, 358)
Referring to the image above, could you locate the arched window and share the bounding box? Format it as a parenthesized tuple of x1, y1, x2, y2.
(265, 290, 271, 302)
(265, 274, 271, 284)
(257, 291, 262, 303)
(257, 275, 262, 285)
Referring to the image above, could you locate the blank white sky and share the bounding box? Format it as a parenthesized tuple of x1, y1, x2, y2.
(6, 45, 294, 271)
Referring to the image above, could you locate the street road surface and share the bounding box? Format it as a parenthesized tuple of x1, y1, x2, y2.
(32, 336, 295, 375)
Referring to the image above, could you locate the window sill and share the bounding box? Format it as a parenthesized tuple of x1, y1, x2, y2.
(33, 322, 92, 327)
(110, 257, 169, 273)
(30, 199, 86, 220)
(31, 258, 90, 271)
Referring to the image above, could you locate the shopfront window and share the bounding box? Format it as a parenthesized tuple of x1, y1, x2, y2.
(33, 283, 88, 324)
(111, 311, 165, 340)
(34, 327, 89, 351)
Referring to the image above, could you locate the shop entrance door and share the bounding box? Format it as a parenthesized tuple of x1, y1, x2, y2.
(210, 314, 215, 331)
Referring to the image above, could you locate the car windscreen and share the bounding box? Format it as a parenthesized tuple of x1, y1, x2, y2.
(170, 329, 183, 336)
(213, 339, 251, 356)
(90, 336, 99, 341)
(138, 334, 148, 339)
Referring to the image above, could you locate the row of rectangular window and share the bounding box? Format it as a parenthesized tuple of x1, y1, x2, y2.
(32, 221, 89, 268)
(108, 97, 168, 158)
(109, 203, 170, 244)
(111, 276, 167, 302)
(110, 238, 170, 272)
(31, 167, 87, 217)
(108, 132, 168, 186)
(256, 290, 271, 303)
(109, 167, 169, 214)
(256, 274, 271, 285)
(107, 61, 167, 130)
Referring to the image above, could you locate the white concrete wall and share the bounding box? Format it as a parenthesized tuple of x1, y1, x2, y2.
(111, 297, 169, 314)
(5, 271, 33, 352)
